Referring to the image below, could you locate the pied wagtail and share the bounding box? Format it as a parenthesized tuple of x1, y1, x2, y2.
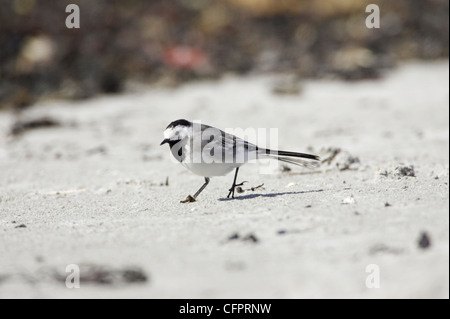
(161, 119, 319, 203)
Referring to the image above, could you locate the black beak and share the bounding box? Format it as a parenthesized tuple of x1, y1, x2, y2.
(160, 139, 169, 146)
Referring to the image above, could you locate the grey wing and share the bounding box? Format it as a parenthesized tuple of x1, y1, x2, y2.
(190, 125, 259, 164)
(187, 125, 228, 163)
(221, 130, 260, 163)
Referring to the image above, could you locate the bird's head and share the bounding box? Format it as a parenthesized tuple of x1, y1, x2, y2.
(160, 119, 192, 147)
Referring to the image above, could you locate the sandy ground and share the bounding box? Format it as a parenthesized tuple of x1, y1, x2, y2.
(0, 61, 448, 299)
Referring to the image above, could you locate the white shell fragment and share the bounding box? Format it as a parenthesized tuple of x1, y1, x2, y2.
(342, 195, 356, 205)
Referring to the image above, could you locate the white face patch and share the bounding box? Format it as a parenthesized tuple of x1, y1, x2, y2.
(164, 126, 189, 141)
(163, 127, 176, 140)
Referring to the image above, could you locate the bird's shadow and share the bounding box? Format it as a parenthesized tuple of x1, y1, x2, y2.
(218, 189, 324, 201)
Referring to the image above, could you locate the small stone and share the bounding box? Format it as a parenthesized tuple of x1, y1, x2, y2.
(228, 233, 240, 241)
(418, 232, 431, 249)
(341, 195, 356, 205)
(243, 234, 259, 243)
(395, 165, 416, 177)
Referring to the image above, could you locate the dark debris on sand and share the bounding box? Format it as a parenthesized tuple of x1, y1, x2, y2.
(0, 1, 448, 109)
(418, 232, 431, 250)
(10, 117, 61, 136)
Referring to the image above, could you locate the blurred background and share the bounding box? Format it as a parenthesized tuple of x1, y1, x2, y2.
(0, 0, 448, 110)
(0, 1, 449, 299)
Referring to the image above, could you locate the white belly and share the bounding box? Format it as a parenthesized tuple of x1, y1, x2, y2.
(182, 162, 240, 177)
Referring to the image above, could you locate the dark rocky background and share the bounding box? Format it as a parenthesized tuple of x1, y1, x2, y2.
(0, 0, 448, 109)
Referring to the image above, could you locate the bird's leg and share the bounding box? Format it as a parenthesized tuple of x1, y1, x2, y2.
(193, 177, 210, 199)
(227, 168, 246, 199)
(181, 177, 210, 203)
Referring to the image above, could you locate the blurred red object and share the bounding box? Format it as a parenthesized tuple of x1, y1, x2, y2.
(163, 46, 208, 70)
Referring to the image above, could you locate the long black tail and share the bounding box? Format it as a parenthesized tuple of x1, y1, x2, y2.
(268, 150, 320, 161)
(263, 149, 320, 168)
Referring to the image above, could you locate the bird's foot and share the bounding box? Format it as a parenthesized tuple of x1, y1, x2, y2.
(227, 181, 248, 199)
(180, 195, 196, 203)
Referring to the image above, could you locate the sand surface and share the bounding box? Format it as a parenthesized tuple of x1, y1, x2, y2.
(0, 61, 449, 298)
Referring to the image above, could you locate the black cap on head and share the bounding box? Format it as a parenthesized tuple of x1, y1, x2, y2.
(166, 119, 192, 129)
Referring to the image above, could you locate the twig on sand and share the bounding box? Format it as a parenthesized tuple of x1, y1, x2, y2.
(236, 183, 265, 194)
